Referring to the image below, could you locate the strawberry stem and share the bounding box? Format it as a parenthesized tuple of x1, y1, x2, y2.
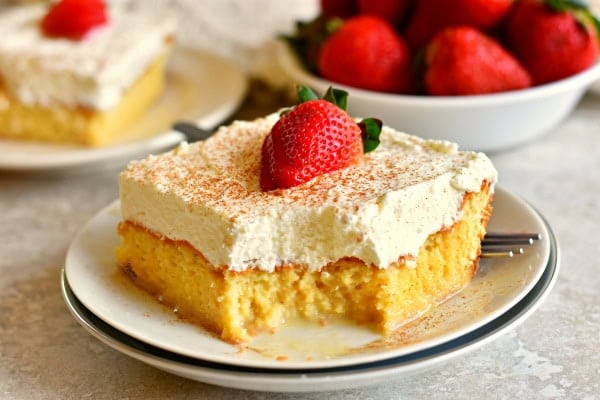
(323, 87, 348, 110)
(358, 118, 382, 153)
(296, 85, 349, 110)
(297, 85, 320, 102)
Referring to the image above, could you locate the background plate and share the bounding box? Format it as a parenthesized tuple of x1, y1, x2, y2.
(0, 46, 247, 172)
(65, 186, 552, 370)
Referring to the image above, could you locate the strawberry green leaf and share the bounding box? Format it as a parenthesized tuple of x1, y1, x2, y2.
(280, 15, 331, 73)
(593, 15, 600, 41)
(358, 118, 382, 153)
(297, 85, 319, 103)
(545, 0, 600, 42)
(569, 0, 590, 7)
(588, 10, 600, 41)
(280, 15, 344, 74)
(332, 88, 348, 110)
(325, 17, 344, 34)
(323, 87, 348, 110)
(545, 0, 587, 11)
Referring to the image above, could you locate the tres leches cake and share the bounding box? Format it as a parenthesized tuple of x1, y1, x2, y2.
(0, 0, 175, 146)
(116, 88, 497, 343)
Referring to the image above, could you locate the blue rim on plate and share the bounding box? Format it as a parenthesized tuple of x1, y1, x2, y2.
(61, 211, 559, 377)
(63, 185, 554, 370)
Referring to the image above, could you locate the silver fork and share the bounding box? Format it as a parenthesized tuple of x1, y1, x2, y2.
(481, 232, 542, 258)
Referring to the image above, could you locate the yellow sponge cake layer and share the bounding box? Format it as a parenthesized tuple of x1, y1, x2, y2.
(0, 54, 168, 146)
(116, 183, 492, 343)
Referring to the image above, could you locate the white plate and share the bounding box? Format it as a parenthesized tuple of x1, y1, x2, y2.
(0, 46, 247, 172)
(62, 226, 559, 392)
(65, 186, 553, 370)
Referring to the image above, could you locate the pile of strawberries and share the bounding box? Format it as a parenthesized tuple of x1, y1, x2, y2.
(287, 0, 600, 95)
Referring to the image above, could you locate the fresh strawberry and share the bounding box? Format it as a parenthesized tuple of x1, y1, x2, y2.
(356, 0, 414, 27)
(260, 86, 381, 191)
(404, 0, 515, 49)
(41, 0, 108, 40)
(424, 26, 532, 95)
(320, 0, 358, 18)
(504, 0, 600, 85)
(317, 15, 415, 93)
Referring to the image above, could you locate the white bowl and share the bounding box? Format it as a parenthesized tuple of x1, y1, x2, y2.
(278, 41, 600, 153)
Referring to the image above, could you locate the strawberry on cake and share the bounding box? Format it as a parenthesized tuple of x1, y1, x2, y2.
(115, 87, 497, 344)
(0, 0, 175, 146)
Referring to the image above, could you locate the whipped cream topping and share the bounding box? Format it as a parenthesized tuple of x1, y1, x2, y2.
(120, 115, 497, 272)
(0, 3, 175, 110)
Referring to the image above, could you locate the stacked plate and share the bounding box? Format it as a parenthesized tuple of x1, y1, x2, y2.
(62, 186, 559, 393)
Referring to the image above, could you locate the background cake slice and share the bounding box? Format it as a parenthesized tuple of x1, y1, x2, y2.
(115, 110, 497, 343)
(0, 2, 175, 146)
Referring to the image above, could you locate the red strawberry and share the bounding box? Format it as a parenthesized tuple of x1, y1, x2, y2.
(404, 0, 515, 49)
(424, 26, 532, 95)
(320, 0, 358, 19)
(260, 87, 381, 191)
(41, 0, 108, 40)
(356, 0, 414, 27)
(317, 15, 415, 93)
(504, 0, 600, 85)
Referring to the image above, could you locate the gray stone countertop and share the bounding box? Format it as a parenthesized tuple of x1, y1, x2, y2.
(1, 93, 599, 400)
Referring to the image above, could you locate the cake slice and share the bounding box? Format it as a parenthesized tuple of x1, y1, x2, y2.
(0, 2, 174, 146)
(115, 99, 497, 343)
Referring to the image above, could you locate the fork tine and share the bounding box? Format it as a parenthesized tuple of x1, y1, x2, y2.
(481, 246, 525, 258)
(481, 244, 524, 253)
(480, 232, 540, 258)
(482, 233, 541, 246)
(483, 237, 534, 245)
(484, 232, 542, 241)
(481, 243, 525, 249)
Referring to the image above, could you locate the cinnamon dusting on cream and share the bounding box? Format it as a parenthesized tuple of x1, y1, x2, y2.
(119, 114, 497, 272)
